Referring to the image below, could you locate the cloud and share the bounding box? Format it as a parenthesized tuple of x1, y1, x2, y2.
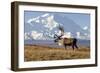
(43, 15, 59, 30)
(35, 20, 40, 23)
(83, 26, 88, 30)
(41, 13, 49, 17)
(62, 32, 72, 38)
(27, 16, 40, 25)
(41, 19, 47, 24)
(24, 31, 44, 40)
(27, 13, 59, 30)
(31, 31, 43, 40)
(27, 13, 49, 24)
(24, 32, 31, 40)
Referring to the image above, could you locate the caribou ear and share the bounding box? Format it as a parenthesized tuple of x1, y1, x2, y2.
(54, 39, 57, 42)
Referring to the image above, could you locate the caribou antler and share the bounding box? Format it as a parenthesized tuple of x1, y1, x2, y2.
(54, 24, 65, 43)
(58, 25, 64, 36)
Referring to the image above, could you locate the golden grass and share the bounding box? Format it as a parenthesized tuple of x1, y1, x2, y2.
(24, 45, 90, 61)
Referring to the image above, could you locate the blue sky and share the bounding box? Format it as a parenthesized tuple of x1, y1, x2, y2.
(24, 11, 90, 30)
(24, 11, 90, 40)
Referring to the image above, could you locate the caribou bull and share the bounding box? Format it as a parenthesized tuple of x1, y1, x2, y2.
(54, 34, 78, 50)
(54, 25, 78, 50)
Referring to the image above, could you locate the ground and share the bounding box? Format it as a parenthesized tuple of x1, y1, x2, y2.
(24, 45, 90, 61)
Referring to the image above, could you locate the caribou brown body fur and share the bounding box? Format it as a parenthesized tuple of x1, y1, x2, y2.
(57, 38, 78, 50)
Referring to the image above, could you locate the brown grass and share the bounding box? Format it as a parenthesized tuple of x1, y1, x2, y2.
(24, 45, 90, 61)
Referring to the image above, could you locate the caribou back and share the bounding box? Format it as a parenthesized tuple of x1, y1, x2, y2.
(63, 38, 73, 44)
(58, 38, 73, 46)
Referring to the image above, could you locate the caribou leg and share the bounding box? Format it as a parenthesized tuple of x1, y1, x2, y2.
(75, 44, 78, 49)
(72, 44, 75, 50)
(72, 43, 78, 50)
(64, 44, 67, 49)
(72, 38, 78, 50)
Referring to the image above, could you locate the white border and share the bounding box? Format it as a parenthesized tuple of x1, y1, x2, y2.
(19, 5, 96, 68)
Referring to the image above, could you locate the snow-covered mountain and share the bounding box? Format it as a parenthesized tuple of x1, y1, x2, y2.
(24, 13, 90, 40)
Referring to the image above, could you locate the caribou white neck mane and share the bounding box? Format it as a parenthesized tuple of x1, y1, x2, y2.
(57, 34, 72, 46)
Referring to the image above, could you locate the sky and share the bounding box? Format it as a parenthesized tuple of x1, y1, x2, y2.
(24, 11, 90, 40)
(24, 11, 90, 29)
